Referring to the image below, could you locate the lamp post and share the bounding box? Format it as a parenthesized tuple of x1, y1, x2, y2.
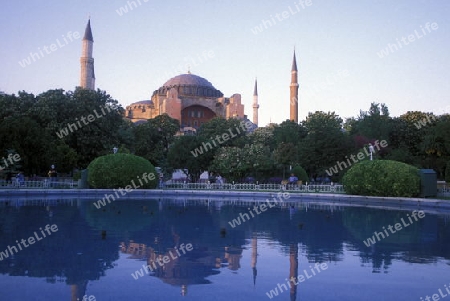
(369, 143, 375, 161)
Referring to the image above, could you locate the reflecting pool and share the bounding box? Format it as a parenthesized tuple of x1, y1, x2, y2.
(0, 197, 449, 301)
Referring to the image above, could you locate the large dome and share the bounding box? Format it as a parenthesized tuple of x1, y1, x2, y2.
(163, 73, 215, 88)
(154, 73, 223, 98)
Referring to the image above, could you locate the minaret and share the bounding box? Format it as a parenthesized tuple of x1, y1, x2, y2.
(252, 78, 259, 126)
(290, 50, 299, 123)
(80, 19, 95, 90)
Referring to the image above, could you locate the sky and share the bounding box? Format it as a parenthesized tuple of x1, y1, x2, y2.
(1, 0, 449, 126)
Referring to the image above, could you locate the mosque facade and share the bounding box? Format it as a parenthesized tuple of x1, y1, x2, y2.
(79, 20, 300, 129)
(125, 72, 246, 129)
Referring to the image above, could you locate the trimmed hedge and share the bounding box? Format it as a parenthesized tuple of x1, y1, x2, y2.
(87, 153, 157, 189)
(342, 160, 420, 197)
(291, 165, 309, 183)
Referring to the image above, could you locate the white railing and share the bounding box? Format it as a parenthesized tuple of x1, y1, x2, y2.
(1, 179, 446, 197)
(438, 184, 450, 197)
(0, 179, 78, 189)
(163, 182, 345, 193)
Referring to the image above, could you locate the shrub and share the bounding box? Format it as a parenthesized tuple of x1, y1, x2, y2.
(87, 153, 157, 189)
(291, 166, 309, 183)
(342, 160, 420, 197)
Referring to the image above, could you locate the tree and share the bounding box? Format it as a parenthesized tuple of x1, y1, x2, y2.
(210, 144, 274, 182)
(197, 117, 250, 148)
(273, 120, 306, 146)
(350, 102, 391, 142)
(133, 114, 180, 166)
(273, 142, 298, 179)
(0, 116, 53, 175)
(419, 114, 450, 178)
(299, 111, 352, 179)
(61, 88, 129, 168)
(167, 135, 210, 182)
(249, 126, 276, 151)
(209, 147, 244, 182)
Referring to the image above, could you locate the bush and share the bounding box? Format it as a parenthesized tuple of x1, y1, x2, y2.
(342, 160, 420, 197)
(291, 166, 308, 183)
(87, 153, 158, 189)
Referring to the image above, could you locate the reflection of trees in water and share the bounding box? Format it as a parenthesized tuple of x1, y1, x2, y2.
(342, 207, 450, 272)
(1, 197, 450, 297)
(119, 198, 450, 291)
(0, 202, 119, 300)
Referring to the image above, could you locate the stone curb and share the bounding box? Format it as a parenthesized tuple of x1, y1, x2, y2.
(0, 189, 448, 211)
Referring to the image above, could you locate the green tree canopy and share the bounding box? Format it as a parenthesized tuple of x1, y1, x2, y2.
(299, 111, 352, 179)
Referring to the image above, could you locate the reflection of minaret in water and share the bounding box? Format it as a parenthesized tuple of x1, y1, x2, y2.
(289, 243, 299, 301)
(70, 281, 87, 301)
(251, 235, 257, 287)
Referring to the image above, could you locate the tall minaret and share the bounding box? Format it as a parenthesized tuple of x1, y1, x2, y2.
(80, 19, 95, 90)
(290, 50, 299, 123)
(252, 78, 259, 126)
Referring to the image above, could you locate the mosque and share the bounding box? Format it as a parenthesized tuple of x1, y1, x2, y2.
(79, 20, 299, 129)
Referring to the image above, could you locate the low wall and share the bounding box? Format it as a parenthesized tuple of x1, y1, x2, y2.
(0, 188, 449, 212)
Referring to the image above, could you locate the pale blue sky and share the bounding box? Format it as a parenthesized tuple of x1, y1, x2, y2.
(1, 0, 449, 126)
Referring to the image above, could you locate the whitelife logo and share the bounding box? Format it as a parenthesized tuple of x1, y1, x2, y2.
(363, 210, 425, 247)
(228, 192, 290, 228)
(420, 283, 450, 301)
(55, 106, 113, 139)
(325, 140, 388, 176)
(18, 31, 81, 68)
(0, 224, 59, 261)
(131, 243, 193, 280)
(414, 114, 438, 129)
(0, 153, 21, 171)
(93, 172, 156, 209)
(251, 0, 313, 35)
(266, 263, 328, 299)
(376, 22, 439, 58)
(116, 0, 150, 16)
(190, 120, 254, 158)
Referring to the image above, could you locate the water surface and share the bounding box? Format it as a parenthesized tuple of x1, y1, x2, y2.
(0, 197, 449, 301)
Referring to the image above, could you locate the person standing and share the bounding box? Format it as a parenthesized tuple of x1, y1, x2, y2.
(216, 174, 223, 184)
(288, 173, 298, 187)
(16, 172, 25, 187)
(48, 165, 57, 187)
